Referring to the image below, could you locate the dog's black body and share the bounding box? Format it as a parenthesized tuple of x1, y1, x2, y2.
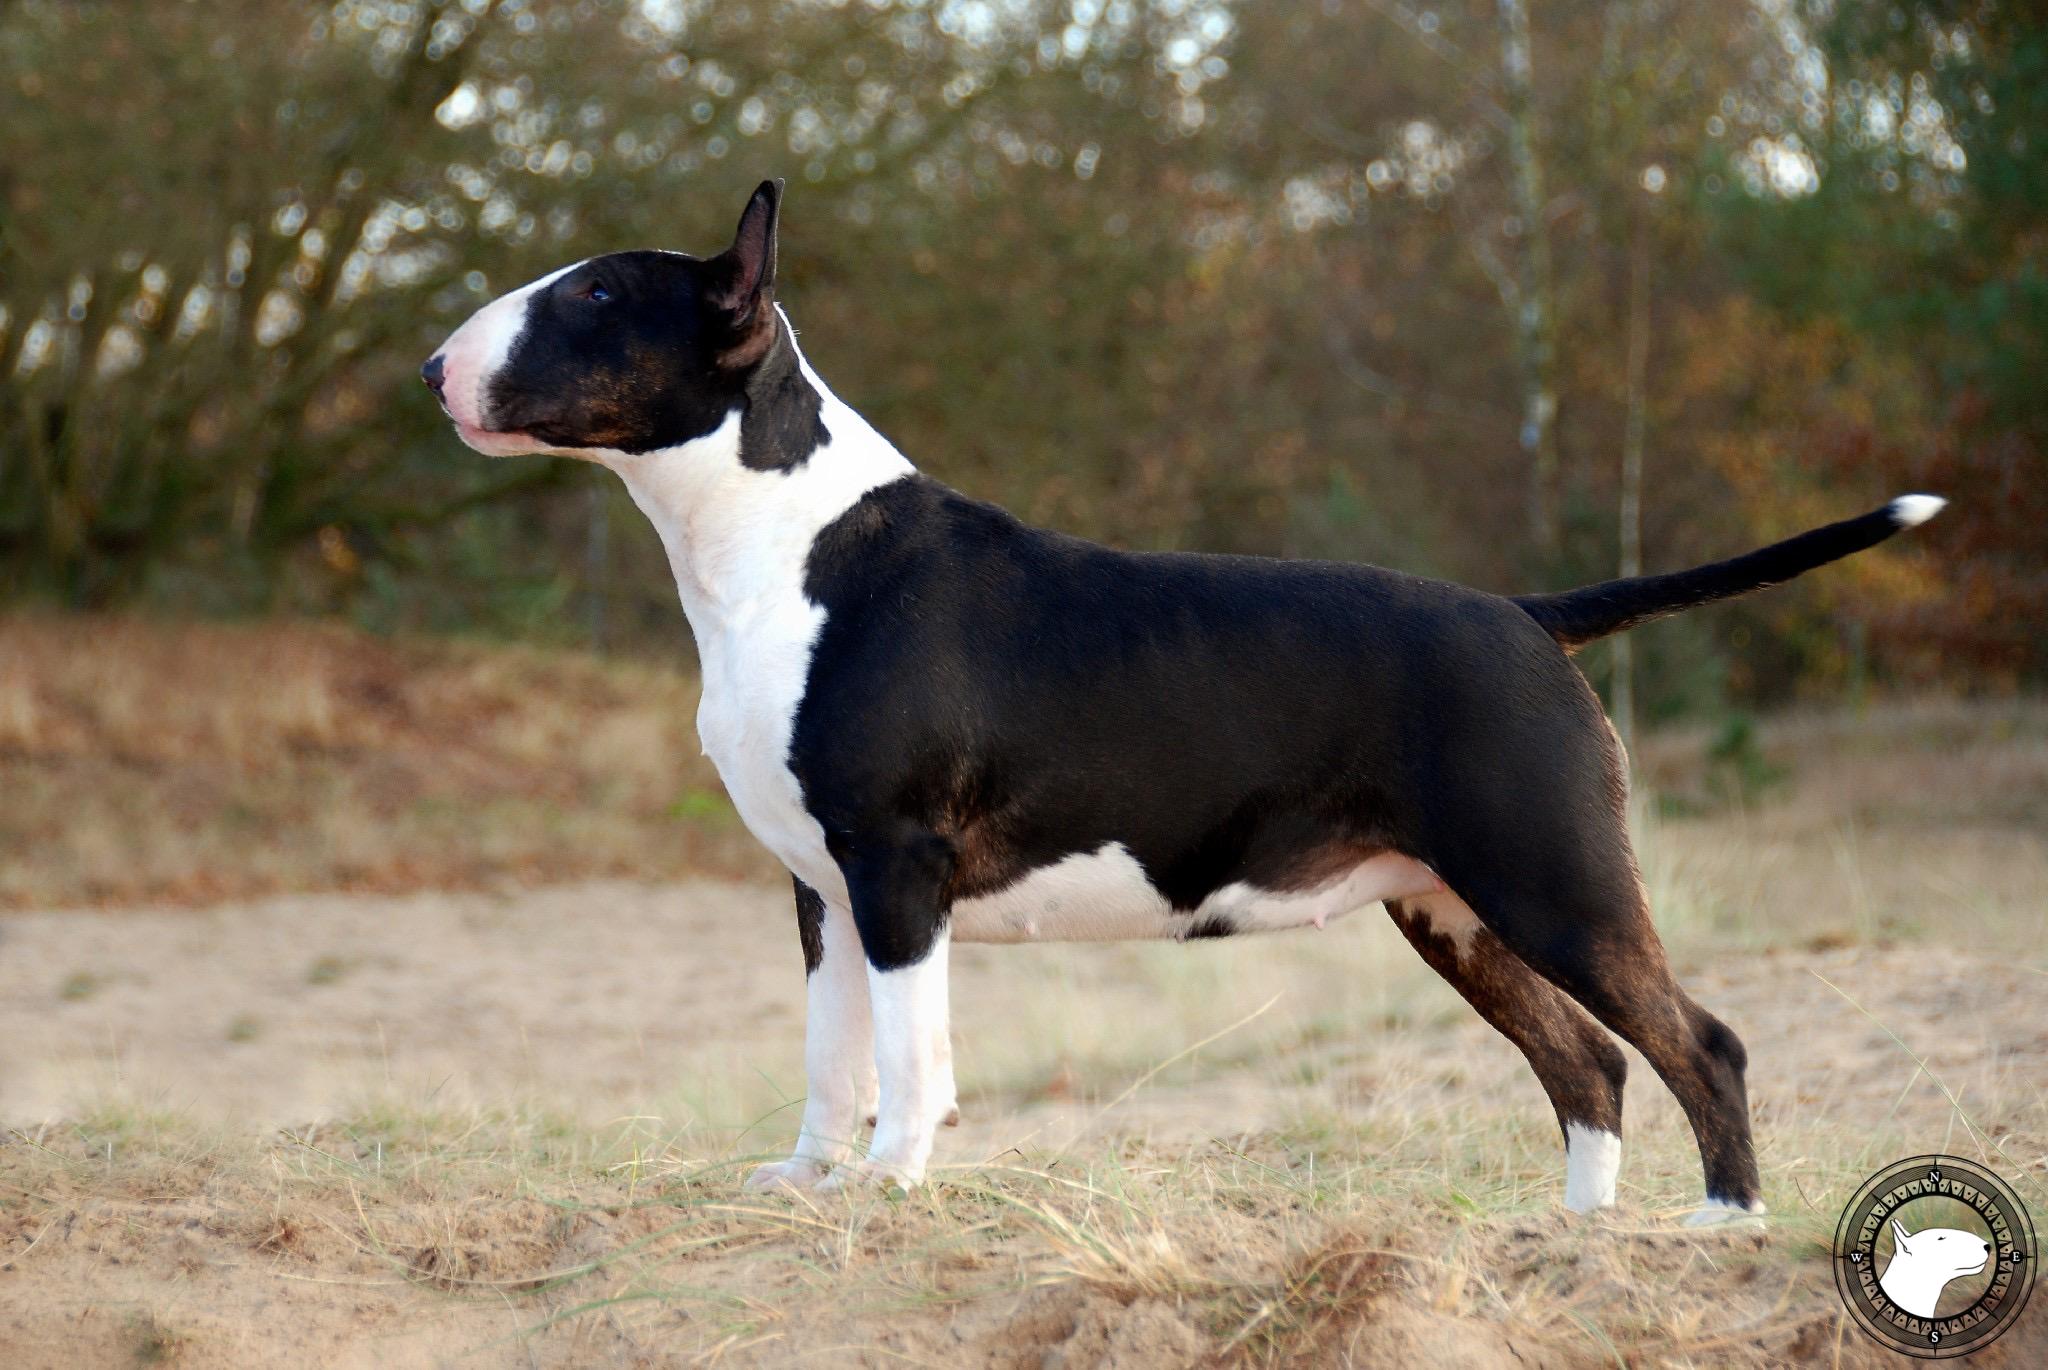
(796, 473, 1918, 966)
(801, 473, 1623, 966)
(426, 182, 1944, 1212)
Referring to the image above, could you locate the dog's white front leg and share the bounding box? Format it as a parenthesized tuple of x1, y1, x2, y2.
(746, 898, 874, 1191)
(826, 925, 956, 1189)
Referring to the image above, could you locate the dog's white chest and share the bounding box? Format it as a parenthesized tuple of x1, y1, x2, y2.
(615, 375, 914, 912)
(693, 610, 842, 899)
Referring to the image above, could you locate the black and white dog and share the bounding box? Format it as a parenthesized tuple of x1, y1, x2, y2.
(424, 182, 1943, 1220)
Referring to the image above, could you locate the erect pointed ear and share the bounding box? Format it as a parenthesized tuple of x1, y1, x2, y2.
(1891, 1219, 1914, 1254)
(708, 180, 782, 363)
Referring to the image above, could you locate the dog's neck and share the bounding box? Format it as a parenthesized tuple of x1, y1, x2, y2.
(606, 308, 914, 645)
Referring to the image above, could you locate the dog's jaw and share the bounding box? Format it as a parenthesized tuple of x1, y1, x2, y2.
(452, 420, 553, 458)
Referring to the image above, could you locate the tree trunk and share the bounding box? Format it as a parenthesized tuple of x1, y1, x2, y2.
(1612, 202, 1652, 754)
(1496, 0, 1561, 556)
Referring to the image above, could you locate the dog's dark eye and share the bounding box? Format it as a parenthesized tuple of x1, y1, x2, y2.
(582, 280, 611, 303)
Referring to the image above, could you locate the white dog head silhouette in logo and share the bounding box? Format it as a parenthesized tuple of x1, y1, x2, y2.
(1880, 1217, 1992, 1318)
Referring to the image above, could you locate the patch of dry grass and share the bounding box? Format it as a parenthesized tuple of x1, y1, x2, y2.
(1632, 699, 2048, 957)
(5, 899, 2044, 1365)
(0, 614, 778, 908)
(4, 1067, 2040, 1368)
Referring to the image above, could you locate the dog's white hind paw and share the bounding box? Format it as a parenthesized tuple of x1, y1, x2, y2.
(744, 1159, 829, 1193)
(1682, 1196, 1768, 1228)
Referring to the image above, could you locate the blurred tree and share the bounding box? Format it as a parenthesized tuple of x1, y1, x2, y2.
(1, 0, 1249, 626)
(0, 0, 2036, 709)
(1710, 0, 2047, 682)
(1495, 0, 1563, 555)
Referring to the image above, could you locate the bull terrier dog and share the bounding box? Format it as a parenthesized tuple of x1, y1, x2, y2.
(423, 181, 1945, 1220)
(1881, 1218, 1992, 1317)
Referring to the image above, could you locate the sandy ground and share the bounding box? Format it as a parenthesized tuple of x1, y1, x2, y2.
(2, 878, 2045, 1366)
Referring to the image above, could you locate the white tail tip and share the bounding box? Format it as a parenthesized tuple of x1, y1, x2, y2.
(1888, 493, 1947, 527)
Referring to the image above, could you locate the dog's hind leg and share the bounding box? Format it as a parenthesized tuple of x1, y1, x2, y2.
(1418, 784, 1762, 1219)
(1405, 650, 1762, 1220)
(1387, 896, 1627, 1213)
(1559, 942, 1762, 1224)
(1430, 844, 1763, 1221)
(1517, 909, 1763, 1223)
(745, 878, 877, 1192)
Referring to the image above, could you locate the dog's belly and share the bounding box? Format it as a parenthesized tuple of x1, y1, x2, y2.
(948, 842, 1445, 943)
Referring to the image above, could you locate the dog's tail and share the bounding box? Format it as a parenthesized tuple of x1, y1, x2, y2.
(1515, 494, 1946, 652)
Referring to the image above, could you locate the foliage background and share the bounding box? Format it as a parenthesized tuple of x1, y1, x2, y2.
(4, 0, 2040, 719)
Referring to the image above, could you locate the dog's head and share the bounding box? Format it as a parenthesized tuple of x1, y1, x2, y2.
(423, 181, 786, 461)
(1888, 1218, 1992, 1281)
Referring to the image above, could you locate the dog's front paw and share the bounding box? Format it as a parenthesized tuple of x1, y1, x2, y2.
(744, 1159, 829, 1193)
(860, 1108, 954, 1128)
(817, 1157, 922, 1194)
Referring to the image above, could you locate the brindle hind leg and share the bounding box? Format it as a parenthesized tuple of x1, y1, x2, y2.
(1388, 895, 1629, 1212)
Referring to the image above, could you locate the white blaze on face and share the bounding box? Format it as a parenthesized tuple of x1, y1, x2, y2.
(427, 260, 585, 454)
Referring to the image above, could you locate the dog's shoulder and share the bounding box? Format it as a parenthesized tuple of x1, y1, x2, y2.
(803, 475, 1050, 592)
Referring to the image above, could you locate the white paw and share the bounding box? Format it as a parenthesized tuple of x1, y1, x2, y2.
(817, 1157, 923, 1194)
(1562, 1123, 1620, 1214)
(744, 1159, 829, 1193)
(1682, 1197, 1768, 1228)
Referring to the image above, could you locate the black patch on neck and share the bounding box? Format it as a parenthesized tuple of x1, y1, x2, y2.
(738, 319, 830, 472)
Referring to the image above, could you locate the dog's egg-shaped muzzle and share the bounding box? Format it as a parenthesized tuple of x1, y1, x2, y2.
(425, 260, 585, 455)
